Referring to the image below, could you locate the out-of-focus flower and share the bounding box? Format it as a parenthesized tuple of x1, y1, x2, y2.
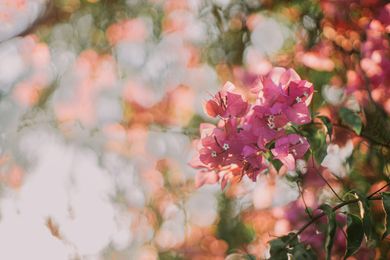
(55, 50, 117, 126)
(360, 17, 390, 113)
(243, 47, 272, 75)
(299, 51, 335, 72)
(0, 35, 52, 101)
(251, 17, 288, 56)
(321, 140, 354, 177)
(106, 18, 148, 45)
(322, 84, 345, 105)
(0, 0, 46, 42)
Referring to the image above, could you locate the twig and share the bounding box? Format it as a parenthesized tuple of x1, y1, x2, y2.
(297, 181, 313, 219)
(367, 182, 390, 199)
(310, 153, 344, 202)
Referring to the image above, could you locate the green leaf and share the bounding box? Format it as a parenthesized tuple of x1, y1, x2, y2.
(320, 204, 337, 260)
(361, 104, 390, 146)
(158, 251, 185, 260)
(269, 233, 298, 260)
(291, 244, 317, 260)
(339, 108, 362, 135)
(268, 233, 316, 260)
(301, 123, 327, 164)
(216, 194, 255, 251)
(343, 192, 360, 217)
(244, 254, 256, 260)
(317, 115, 333, 139)
(271, 159, 283, 172)
(354, 191, 373, 242)
(269, 238, 288, 260)
(344, 213, 364, 259)
(381, 192, 390, 239)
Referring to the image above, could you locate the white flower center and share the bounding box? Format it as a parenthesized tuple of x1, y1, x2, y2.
(211, 151, 217, 158)
(223, 143, 230, 150)
(296, 96, 302, 103)
(267, 122, 275, 129)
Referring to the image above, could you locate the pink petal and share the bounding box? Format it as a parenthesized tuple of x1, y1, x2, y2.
(280, 154, 296, 171)
(195, 171, 219, 188)
(269, 67, 287, 85)
(280, 68, 300, 86)
(226, 92, 249, 117)
(221, 174, 230, 190)
(205, 99, 222, 117)
(285, 103, 311, 125)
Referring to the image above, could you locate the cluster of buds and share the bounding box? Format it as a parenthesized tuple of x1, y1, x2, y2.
(190, 67, 314, 189)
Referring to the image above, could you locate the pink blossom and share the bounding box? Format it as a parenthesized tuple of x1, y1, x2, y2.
(191, 67, 314, 188)
(205, 82, 249, 119)
(258, 68, 314, 125)
(271, 134, 310, 171)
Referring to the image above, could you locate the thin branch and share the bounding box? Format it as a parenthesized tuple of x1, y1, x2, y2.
(367, 182, 390, 199)
(310, 153, 344, 202)
(297, 181, 313, 219)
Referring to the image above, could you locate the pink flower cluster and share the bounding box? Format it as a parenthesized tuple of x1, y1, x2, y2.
(191, 67, 314, 188)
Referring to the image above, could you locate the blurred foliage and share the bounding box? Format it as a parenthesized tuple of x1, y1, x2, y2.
(216, 194, 255, 252)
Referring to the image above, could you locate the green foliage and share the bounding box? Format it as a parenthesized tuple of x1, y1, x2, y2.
(296, 68, 332, 114)
(216, 194, 255, 252)
(339, 108, 362, 135)
(268, 233, 316, 260)
(183, 114, 210, 139)
(269, 237, 289, 260)
(244, 254, 257, 260)
(301, 123, 327, 164)
(291, 244, 317, 260)
(317, 115, 333, 139)
(271, 158, 284, 172)
(354, 191, 374, 243)
(362, 104, 390, 147)
(319, 204, 337, 260)
(344, 192, 361, 216)
(158, 251, 185, 260)
(381, 192, 390, 239)
(205, 2, 260, 65)
(344, 213, 364, 259)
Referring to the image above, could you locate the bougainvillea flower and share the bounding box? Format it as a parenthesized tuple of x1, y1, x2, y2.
(271, 134, 310, 171)
(241, 145, 267, 180)
(257, 67, 314, 126)
(198, 131, 229, 168)
(285, 80, 314, 106)
(250, 106, 287, 147)
(283, 102, 311, 125)
(205, 82, 249, 118)
(191, 67, 314, 188)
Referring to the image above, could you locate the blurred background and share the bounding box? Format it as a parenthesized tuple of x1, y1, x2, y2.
(0, 0, 389, 259)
